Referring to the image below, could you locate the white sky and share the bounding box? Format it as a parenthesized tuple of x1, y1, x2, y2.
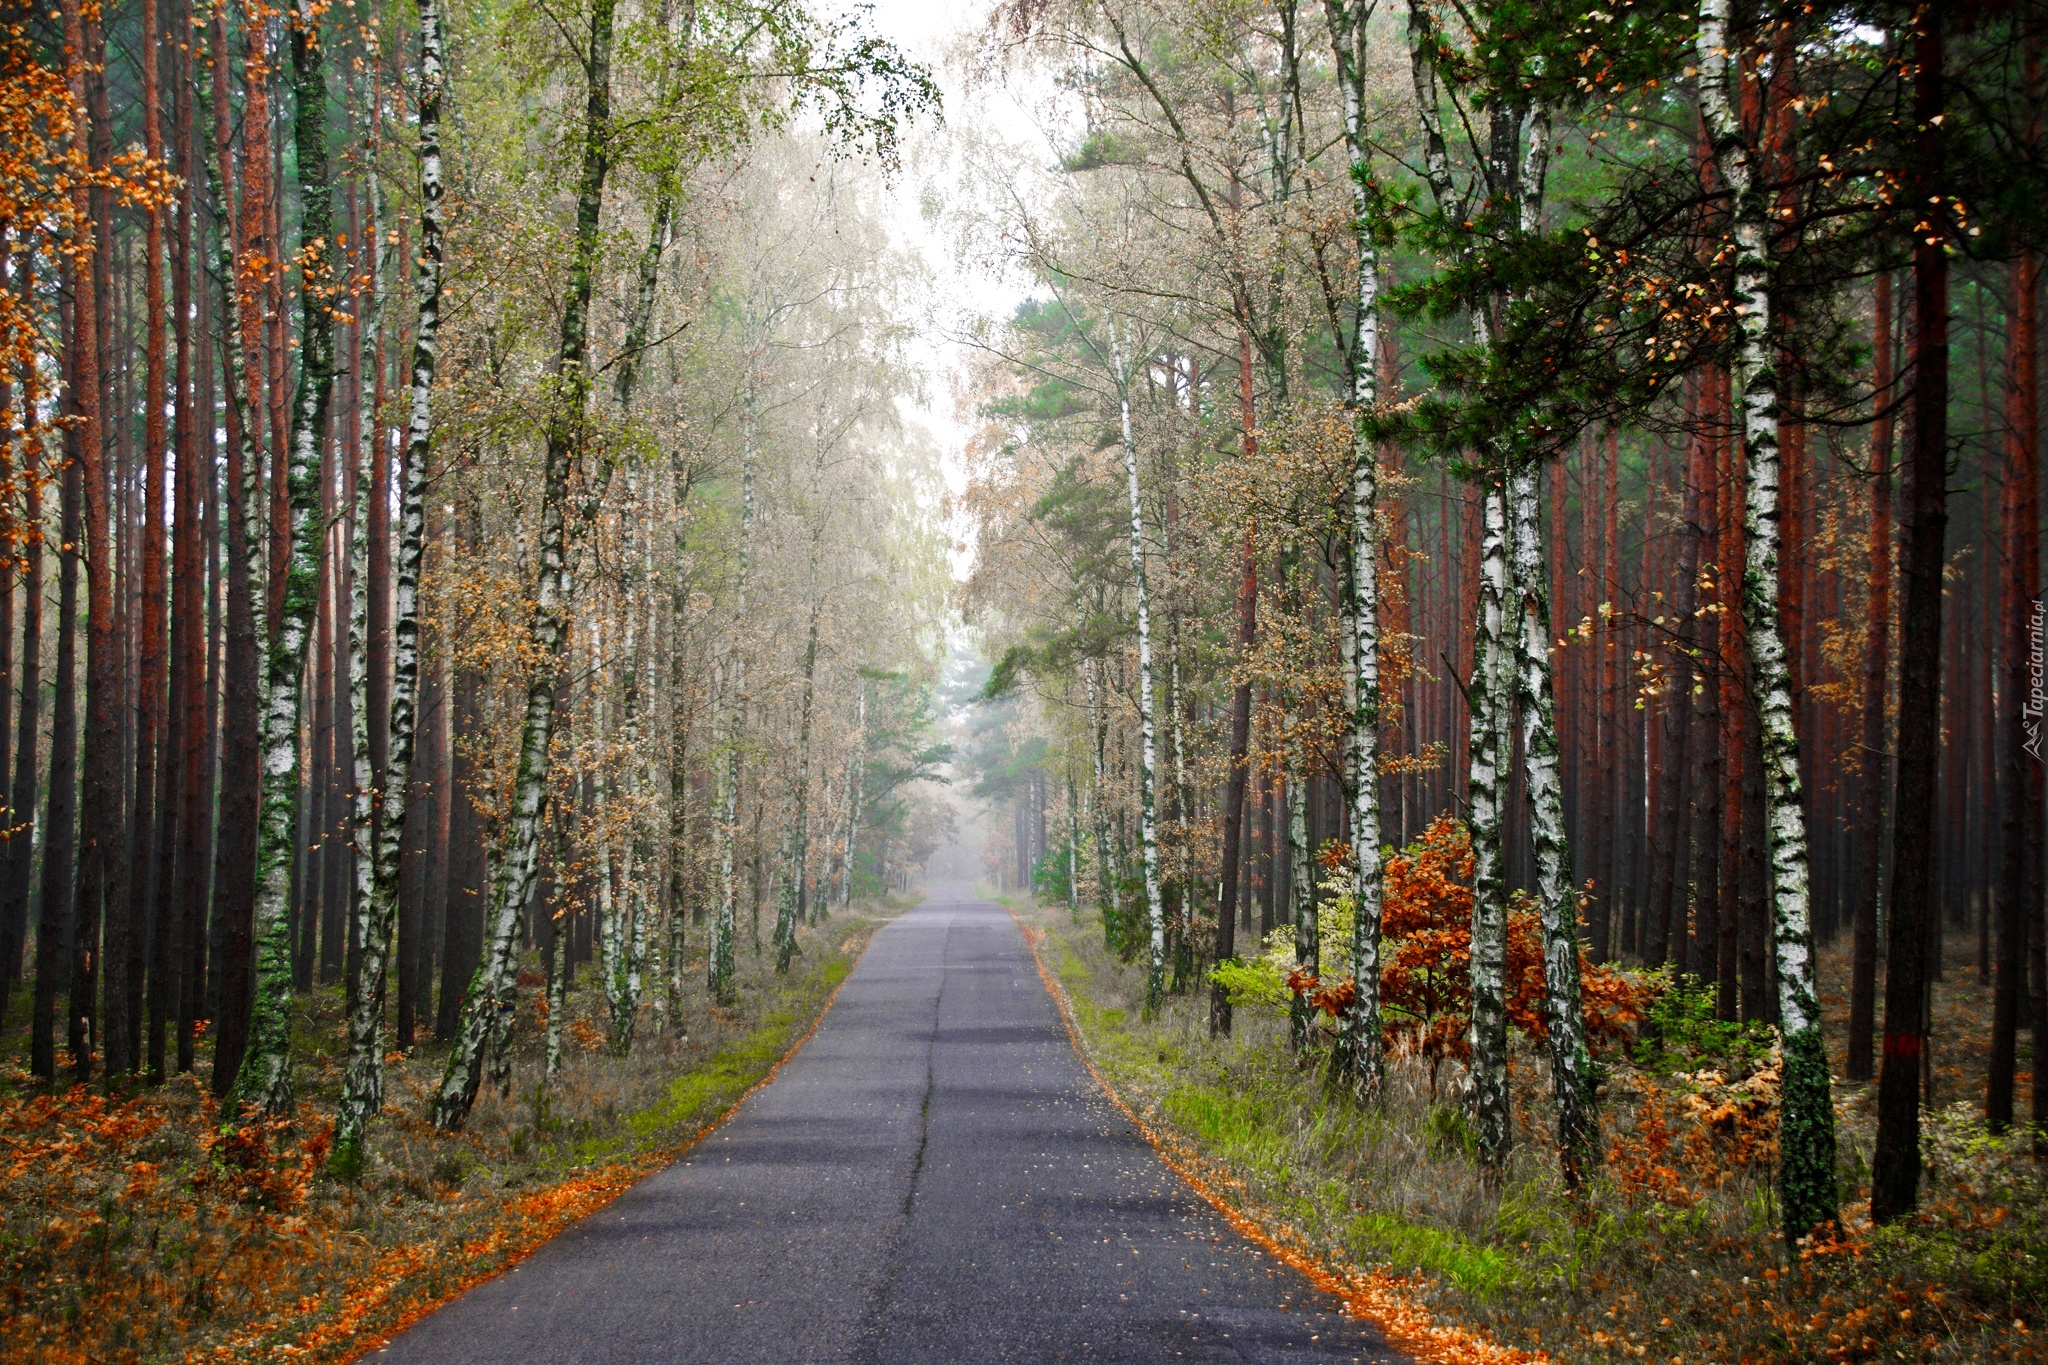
(853, 0, 1075, 583)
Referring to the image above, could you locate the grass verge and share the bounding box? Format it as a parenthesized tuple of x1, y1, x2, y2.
(0, 905, 902, 1363)
(1002, 891, 2048, 1365)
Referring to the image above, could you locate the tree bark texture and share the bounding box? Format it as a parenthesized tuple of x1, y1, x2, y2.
(1700, 0, 1838, 1240)
(1872, 8, 1947, 1226)
(233, 0, 339, 1115)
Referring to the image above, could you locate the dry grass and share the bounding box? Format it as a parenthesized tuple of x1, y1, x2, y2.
(1014, 894, 2048, 1365)
(0, 904, 903, 1363)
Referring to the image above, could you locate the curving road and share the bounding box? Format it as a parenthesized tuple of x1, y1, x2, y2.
(377, 886, 1404, 1364)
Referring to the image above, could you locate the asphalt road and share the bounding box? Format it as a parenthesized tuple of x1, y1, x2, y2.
(377, 885, 1406, 1364)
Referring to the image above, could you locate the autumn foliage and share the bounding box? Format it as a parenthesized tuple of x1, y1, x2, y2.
(1290, 816, 1648, 1074)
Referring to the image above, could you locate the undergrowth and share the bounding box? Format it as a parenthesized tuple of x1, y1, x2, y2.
(1020, 895, 2048, 1364)
(0, 907, 895, 1363)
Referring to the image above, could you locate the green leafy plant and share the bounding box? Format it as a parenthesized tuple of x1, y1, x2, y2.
(1630, 972, 1775, 1075)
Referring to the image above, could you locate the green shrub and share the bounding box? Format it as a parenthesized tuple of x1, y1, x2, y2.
(1630, 971, 1774, 1074)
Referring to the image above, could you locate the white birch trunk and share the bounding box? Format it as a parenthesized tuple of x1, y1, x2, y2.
(1085, 656, 1121, 944)
(1066, 771, 1083, 922)
(1324, 0, 1386, 1100)
(336, 168, 389, 1159)
(430, 0, 615, 1130)
(1465, 481, 1514, 1170)
(544, 818, 569, 1083)
(710, 381, 756, 1003)
(1508, 466, 1599, 1178)
(1697, 0, 1837, 1238)
(1288, 751, 1315, 1050)
(1110, 322, 1166, 1013)
(233, 0, 339, 1115)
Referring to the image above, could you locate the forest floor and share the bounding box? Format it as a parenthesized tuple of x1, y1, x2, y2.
(0, 899, 910, 1364)
(1006, 893, 2048, 1365)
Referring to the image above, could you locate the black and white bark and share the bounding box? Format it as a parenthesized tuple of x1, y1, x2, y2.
(1509, 465, 1599, 1181)
(233, 0, 338, 1114)
(1699, 0, 1837, 1240)
(1085, 654, 1120, 944)
(710, 381, 756, 1002)
(1465, 480, 1514, 1171)
(337, 162, 391, 1164)
(1324, 0, 1386, 1100)
(1288, 749, 1316, 1051)
(433, 0, 617, 1128)
(1504, 102, 1598, 1181)
(1110, 321, 1166, 1011)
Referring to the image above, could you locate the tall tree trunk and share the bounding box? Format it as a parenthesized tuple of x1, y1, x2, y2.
(168, 0, 207, 1075)
(437, 509, 486, 1039)
(1511, 465, 1599, 1181)
(122, 0, 168, 1083)
(1288, 744, 1315, 1050)
(378, 0, 438, 1070)
(35, 449, 81, 1082)
(1211, 370, 1256, 1038)
(206, 0, 263, 1094)
(777, 601, 820, 970)
(59, 0, 105, 1082)
(1067, 771, 1083, 922)
(338, 154, 412, 1166)
(1596, 430, 1620, 959)
(232, 0, 339, 1114)
(0, 256, 40, 1020)
(1989, 168, 2040, 1128)
(1086, 655, 1119, 943)
(840, 684, 866, 914)
(1717, 391, 1746, 1020)
(0, 351, 11, 1012)
(1645, 420, 1698, 967)
(1323, 0, 1386, 1100)
(1871, 7, 1948, 1225)
(711, 382, 753, 1004)
(1700, 0, 1838, 1241)
(310, 498, 337, 982)
(1466, 478, 1513, 1172)
(1110, 321, 1166, 1013)
(433, 0, 616, 1127)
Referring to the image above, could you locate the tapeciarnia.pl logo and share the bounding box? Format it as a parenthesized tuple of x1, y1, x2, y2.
(2027, 599, 2045, 763)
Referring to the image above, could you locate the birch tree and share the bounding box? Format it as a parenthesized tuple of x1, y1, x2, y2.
(1109, 318, 1167, 1012)
(1465, 480, 1514, 1170)
(233, 0, 340, 1115)
(1697, 0, 1836, 1241)
(1322, 0, 1386, 1102)
(433, 0, 620, 1130)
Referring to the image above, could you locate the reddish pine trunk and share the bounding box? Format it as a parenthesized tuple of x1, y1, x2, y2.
(0, 255, 39, 1018)
(1873, 10, 1949, 1224)
(1691, 409, 1723, 986)
(130, 0, 170, 1083)
(437, 506, 487, 1040)
(1989, 250, 2040, 1126)
(1717, 375, 1745, 1020)
(167, 0, 206, 1072)
(208, 0, 262, 1096)
(60, 0, 109, 1081)
(1849, 272, 1896, 1079)
(1596, 431, 1620, 959)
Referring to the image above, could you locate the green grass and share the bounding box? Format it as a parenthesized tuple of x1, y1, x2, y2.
(625, 957, 851, 1145)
